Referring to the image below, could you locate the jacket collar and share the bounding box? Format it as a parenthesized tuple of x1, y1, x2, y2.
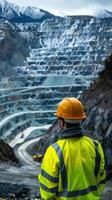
(59, 124, 83, 139)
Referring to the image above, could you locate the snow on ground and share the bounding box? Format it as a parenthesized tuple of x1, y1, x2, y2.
(20, 7, 45, 19)
(10, 125, 51, 148)
(16, 136, 42, 165)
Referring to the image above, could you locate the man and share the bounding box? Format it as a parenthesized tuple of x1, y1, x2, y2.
(38, 98, 106, 200)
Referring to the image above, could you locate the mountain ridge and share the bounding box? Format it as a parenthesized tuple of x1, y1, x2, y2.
(0, 0, 55, 22)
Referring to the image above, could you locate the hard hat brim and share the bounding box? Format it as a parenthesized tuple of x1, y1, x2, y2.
(54, 112, 87, 120)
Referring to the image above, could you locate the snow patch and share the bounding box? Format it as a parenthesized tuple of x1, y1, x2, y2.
(10, 125, 51, 148)
(0, 0, 49, 20)
(20, 7, 45, 19)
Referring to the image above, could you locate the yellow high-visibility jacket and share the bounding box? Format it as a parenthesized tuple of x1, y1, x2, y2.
(38, 136, 106, 200)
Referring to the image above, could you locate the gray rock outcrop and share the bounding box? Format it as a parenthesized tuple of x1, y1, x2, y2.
(0, 20, 29, 77)
(0, 139, 19, 164)
(81, 54, 112, 167)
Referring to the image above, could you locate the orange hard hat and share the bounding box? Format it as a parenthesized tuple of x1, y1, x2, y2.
(55, 98, 86, 120)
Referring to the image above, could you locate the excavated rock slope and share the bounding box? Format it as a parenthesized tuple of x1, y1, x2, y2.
(81, 53, 112, 168)
(0, 20, 29, 77)
(0, 139, 19, 164)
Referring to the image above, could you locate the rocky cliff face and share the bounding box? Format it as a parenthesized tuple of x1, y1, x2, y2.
(0, 0, 54, 22)
(0, 20, 29, 78)
(81, 54, 112, 167)
(0, 139, 19, 164)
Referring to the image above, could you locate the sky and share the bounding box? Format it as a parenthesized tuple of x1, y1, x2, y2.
(7, 0, 112, 16)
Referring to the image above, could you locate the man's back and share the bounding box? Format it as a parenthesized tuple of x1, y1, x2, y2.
(39, 136, 106, 200)
(56, 137, 99, 194)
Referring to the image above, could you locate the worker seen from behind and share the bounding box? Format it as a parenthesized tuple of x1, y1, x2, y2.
(38, 97, 106, 200)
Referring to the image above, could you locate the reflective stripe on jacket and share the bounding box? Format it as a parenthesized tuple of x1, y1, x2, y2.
(38, 136, 106, 200)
